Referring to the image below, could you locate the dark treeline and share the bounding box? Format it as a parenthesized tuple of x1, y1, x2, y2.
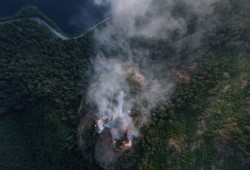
(0, 15, 96, 169)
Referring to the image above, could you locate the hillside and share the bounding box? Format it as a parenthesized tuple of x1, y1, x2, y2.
(0, 1, 249, 170)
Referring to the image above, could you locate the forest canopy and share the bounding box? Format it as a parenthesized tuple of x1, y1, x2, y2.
(0, 0, 249, 170)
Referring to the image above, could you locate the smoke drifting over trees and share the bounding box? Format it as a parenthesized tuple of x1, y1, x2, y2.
(0, 1, 249, 169)
(86, 0, 219, 142)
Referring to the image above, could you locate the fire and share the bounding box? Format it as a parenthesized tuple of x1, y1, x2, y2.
(128, 110, 131, 116)
(124, 140, 132, 148)
(96, 118, 105, 133)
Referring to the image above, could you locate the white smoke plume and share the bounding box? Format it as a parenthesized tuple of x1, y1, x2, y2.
(86, 0, 219, 141)
(88, 56, 174, 140)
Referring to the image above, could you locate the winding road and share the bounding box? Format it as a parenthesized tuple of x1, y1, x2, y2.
(0, 16, 111, 40)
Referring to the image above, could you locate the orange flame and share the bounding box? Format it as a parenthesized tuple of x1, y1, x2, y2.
(96, 118, 105, 133)
(124, 140, 133, 148)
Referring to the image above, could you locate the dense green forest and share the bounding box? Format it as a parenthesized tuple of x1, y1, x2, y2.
(0, 6, 61, 33)
(0, 11, 94, 169)
(0, 0, 249, 170)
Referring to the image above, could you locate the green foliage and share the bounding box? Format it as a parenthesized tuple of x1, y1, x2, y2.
(0, 0, 250, 169)
(0, 114, 34, 170)
(136, 54, 249, 170)
(132, 1, 250, 169)
(0, 6, 61, 33)
(0, 11, 94, 170)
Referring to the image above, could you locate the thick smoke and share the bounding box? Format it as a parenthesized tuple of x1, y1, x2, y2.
(88, 56, 174, 139)
(86, 0, 219, 141)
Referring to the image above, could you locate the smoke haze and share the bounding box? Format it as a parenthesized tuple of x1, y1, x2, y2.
(83, 0, 220, 142)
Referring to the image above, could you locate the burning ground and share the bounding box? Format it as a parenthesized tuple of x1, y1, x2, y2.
(77, 0, 250, 169)
(78, 0, 222, 168)
(0, 0, 249, 170)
